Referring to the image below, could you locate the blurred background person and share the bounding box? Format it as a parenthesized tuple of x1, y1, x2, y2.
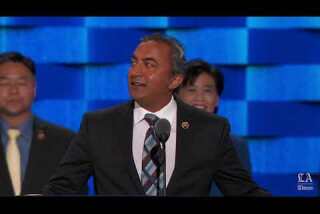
(176, 59, 251, 196)
(0, 52, 87, 196)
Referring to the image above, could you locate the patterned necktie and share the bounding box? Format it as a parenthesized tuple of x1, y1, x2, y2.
(141, 113, 165, 196)
(6, 129, 21, 196)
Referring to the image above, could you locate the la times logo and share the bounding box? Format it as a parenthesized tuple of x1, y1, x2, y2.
(297, 172, 314, 191)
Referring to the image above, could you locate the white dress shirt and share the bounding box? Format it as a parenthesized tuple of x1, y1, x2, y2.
(132, 96, 177, 187)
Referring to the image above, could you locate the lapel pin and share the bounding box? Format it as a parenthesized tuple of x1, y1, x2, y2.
(37, 129, 46, 141)
(181, 121, 190, 129)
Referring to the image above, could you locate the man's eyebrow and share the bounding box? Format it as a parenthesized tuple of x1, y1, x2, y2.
(203, 84, 215, 88)
(130, 56, 159, 65)
(143, 57, 158, 63)
(0, 76, 31, 80)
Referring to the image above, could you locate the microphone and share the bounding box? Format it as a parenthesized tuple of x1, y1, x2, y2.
(150, 118, 171, 166)
(153, 118, 171, 196)
(154, 118, 171, 144)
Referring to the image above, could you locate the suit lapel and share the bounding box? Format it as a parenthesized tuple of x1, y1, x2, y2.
(0, 134, 15, 195)
(116, 101, 145, 194)
(167, 98, 194, 194)
(21, 117, 48, 194)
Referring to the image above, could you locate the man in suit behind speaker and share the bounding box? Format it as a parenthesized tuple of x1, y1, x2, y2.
(0, 52, 87, 196)
(43, 33, 270, 196)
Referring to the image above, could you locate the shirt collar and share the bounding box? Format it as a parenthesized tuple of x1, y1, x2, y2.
(134, 96, 177, 131)
(0, 115, 34, 141)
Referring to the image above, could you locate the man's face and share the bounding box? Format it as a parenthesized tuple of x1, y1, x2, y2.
(178, 72, 219, 113)
(128, 41, 182, 111)
(0, 62, 36, 117)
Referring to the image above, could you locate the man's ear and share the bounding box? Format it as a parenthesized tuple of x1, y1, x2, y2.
(213, 95, 220, 114)
(216, 96, 220, 106)
(169, 74, 183, 90)
(33, 80, 37, 100)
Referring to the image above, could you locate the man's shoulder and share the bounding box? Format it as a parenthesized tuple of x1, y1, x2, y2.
(84, 101, 132, 122)
(177, 98, 229, 128)
(33, 117, 75, 138)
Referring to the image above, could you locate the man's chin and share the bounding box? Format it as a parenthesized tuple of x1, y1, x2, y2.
(133, 97, 146, 105)
(132, 96, 151, 107)
(0, 108, 26, 117)
(129, 92, 146, 102)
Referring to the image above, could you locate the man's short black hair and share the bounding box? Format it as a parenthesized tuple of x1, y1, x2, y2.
(0, 51, 36, 76)
(141, 33, 186, 75)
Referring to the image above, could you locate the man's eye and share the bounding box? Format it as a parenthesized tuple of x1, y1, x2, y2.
(17, 81, 28, 86)
(145, 62, 156, 68)
(0, 80, 9, 86)
(130, 60, 137, 65)
(187, 88, 196, 92)
(204, 89, 214, 93)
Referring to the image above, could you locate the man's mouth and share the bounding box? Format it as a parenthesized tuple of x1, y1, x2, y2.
(193, 104, 207, 110)
(131, 80, 146, 87)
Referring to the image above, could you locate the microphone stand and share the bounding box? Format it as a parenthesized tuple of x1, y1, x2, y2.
(159, 142, 166, 197)
(151, 128, 166, 197)
(150, 118, 170, 197)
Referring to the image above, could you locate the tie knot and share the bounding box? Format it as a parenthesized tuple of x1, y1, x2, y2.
(144, 113, 159, 126)
(7, 129, 21, 141)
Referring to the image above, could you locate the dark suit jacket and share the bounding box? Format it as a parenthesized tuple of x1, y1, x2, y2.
(43, 98, 270, 196)
(0, 117, 77, 196)
(210, 136, 252, 196)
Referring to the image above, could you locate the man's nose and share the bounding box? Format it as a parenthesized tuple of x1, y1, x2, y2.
(194, 91, 205, 101)
(8, 83, 19, 94)
(130, 62, 144, 76)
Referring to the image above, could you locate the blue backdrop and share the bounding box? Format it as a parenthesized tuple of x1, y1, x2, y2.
(0, 16, 319, 196)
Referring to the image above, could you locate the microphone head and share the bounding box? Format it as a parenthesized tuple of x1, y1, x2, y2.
(154, 118, 171, 143)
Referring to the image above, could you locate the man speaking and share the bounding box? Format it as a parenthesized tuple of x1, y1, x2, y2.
(43, 33, 270, 196)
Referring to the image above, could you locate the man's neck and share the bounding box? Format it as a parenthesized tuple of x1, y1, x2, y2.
(137, 96, 173, 113)
(0, 112, 32, 128)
